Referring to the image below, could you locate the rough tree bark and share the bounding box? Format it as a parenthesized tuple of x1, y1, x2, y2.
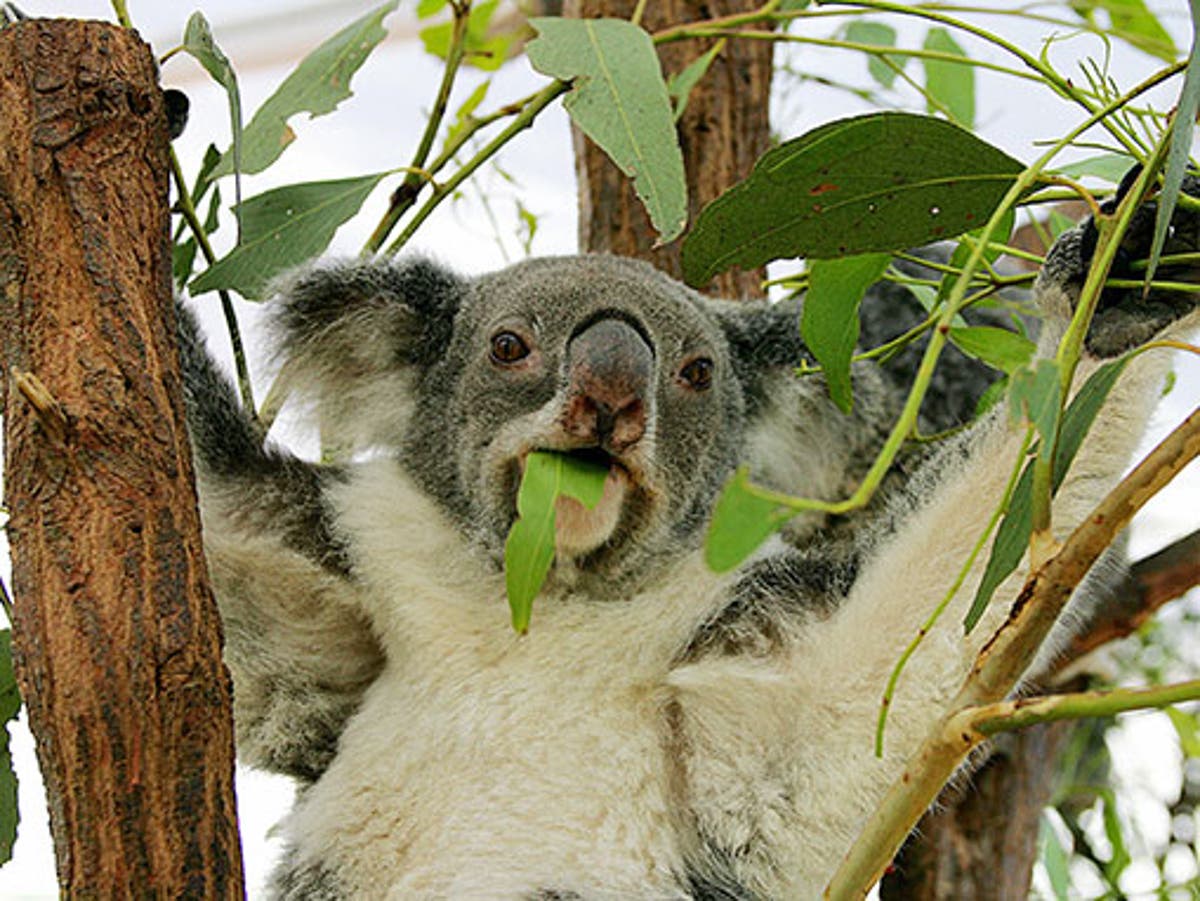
(0, 20, 244, 897)
(565, 0, 774, 299)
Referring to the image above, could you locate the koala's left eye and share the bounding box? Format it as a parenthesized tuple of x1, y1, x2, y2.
(490, 331, 530, 364)
(679, 357, 714, 391)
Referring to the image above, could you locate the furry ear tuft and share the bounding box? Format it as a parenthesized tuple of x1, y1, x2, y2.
(268, 257, 465, 454)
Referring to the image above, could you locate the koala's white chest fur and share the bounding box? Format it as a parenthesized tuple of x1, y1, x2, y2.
(282, 460, 729, 897)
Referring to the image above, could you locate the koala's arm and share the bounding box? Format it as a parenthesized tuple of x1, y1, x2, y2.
(671, 189, 1200, 895)
(177, 301, 383, 781)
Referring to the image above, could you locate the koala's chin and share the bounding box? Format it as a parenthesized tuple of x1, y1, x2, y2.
(553, 464, 630, 558)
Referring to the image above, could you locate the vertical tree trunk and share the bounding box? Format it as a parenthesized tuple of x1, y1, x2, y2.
(0, 20, 244, 898)
(565, 0, 773, 298)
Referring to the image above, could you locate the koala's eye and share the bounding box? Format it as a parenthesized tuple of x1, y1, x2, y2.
(679, 357, 714, 391)
(490, 331, 530, 365)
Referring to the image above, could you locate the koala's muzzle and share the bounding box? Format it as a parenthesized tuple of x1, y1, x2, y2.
(563, 317, 652, 453)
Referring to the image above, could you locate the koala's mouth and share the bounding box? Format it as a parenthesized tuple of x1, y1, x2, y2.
(513, 445, 645, 561)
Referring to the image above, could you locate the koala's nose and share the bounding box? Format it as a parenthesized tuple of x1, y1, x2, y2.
(563, 318, 653, 453)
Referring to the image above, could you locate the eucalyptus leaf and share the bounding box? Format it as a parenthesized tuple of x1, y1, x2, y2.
(845, 21, 902, 88)
(965, 356, 1130, 631)
(922, 27, 974, 128)
(528, 18, 688, 243)
(705, 468, 795, 573)
(1009, 359, 1061, 464)
(949, 326, 1036, 375)
(1143, 0, 1200, 290)
(212, 1, 399, 177)
(182, 14, 243, 189)
(1052, 152, 1137, 184)
(189, 173, 390, 299)
(1039, 816, 1071, 901)
(1074, 0, 1177, 61)
(680, 112, 1025, 287)
(421, 0, 513, 72)
(803, 253, 891, 412)
(0, 631, 20, 865)
(668, 43, 723, 121)
(504, 451, 608, 632)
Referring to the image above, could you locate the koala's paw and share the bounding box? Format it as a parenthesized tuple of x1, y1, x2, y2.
(1043, 170, 1200, 358)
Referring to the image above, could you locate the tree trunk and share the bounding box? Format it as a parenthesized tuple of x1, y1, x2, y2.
(0, 20, 244, 898)
(565, 0, 774, 298)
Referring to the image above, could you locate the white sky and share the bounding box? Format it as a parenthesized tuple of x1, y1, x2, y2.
(0, 1, 1198, 897)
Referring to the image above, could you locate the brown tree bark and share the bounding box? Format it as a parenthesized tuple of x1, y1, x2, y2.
(565, 0, 774, 298)
(0, 20, 244, 898)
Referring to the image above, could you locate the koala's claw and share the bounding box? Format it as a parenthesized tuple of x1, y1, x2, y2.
(1048, 170, 1200, 357)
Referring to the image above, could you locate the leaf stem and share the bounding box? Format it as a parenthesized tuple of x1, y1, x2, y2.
(169, 149, 258, 422)
(383, 80, 570, 257)
(364, 1, 472, 254)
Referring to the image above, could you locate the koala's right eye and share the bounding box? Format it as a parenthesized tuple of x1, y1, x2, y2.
(490, 331, 531, 365)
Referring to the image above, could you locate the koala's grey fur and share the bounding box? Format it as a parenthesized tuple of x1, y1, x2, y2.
(178, 181, 1199, 898)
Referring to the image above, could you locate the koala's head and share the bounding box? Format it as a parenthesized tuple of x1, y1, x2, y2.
(271, 254, 856, 585)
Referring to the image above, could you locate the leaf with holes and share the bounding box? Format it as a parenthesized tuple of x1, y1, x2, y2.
(681, 112, 1025, 287)
(528, 17, 687, 243)
(505, 451, 608, 633)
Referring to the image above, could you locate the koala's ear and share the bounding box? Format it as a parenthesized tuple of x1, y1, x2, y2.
(703, 297, 808, 407)
(268, 256, 465, 451)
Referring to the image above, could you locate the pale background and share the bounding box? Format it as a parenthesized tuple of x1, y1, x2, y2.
(0, 1, 1197, 897)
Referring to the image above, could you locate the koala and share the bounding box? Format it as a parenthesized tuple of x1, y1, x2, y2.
(177, 180, 1199, 899)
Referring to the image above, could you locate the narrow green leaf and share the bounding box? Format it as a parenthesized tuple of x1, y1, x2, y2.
(1010, 359, 1061, 464)
(1167, 706, 1200, 757)
(965, 356, 1130, 631)
(681, 112, 1025, 287)
(1143, 0, 1200, 289)
(1098, 789, 1131, 881)
(189, 173, 389, 299)
(922, 27, 974, 129)
(182, 14, 243, 186)
(932, 208, 1016, 309)
(705, 468, 795, 572)
(1039, 815, 1072, 901)
(845, 21, 902, 88)
(528, 18, 688, 243)
(0, 631, 21, 865)
(804, 253, 891, 412)
(1052, 152, 1137, 184)
(668, 43, 723, 122)
(212, 1, 399, 177)
(504, 451, 608, 632)
(949, 326, 1036, 375)
(447, 81, 491, 143)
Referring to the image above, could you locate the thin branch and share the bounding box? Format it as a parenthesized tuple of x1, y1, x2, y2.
(825, 404, 1200, 899)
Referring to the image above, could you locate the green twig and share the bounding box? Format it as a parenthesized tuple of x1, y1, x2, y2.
(169, 149, 259, 423)
(109, 0, 132, 28)
(384, 81, 570, 256)
(968, 680, 1200, 737)
(364, 1, 473, 254)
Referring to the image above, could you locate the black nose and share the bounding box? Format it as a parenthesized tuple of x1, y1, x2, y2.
(562, 318, 653, 452)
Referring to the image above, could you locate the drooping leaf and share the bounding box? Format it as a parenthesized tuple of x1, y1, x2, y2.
(1010, 359, 1061, 464)
(504, 451, 608, 632)
(949, 326, 1036, 375)
(922, 27, 974, 128)
(528, 18, 688, 243)
(212, 1, 399, 178)
(1038, 815, 1071, 901)
(803, 253, 891, 412)
(965, 356, 1130, 630)
(668, 42, 724, 121)
(1073, 0, 1177, 61)
(705, 468, 796, 573)
(421, 0, 514, 72)
(182, 14, 244, 188)
(189, 173, 389, 299)
(1143, 0, 1200, 290)
(0, 631, 21, 865)
(845, 21, 903, 88)
(1167, 706, 1200, 757)
(1098, 789, 1131, 882)
(680, 112, 1026, 287)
